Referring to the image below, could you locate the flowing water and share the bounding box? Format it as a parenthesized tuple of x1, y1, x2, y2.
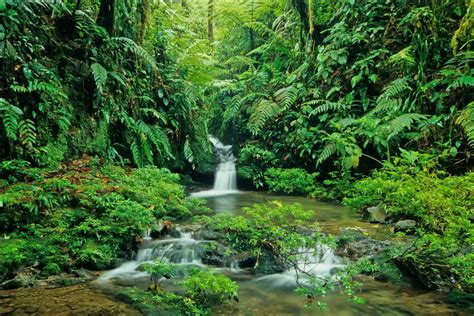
(191, 136, 238, 198)
(96, 191, 469, 315)
(96, 137, 468, 315)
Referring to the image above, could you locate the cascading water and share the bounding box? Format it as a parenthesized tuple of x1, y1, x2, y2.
(97, 227, 238, 285)
(192, 135, 239, 197)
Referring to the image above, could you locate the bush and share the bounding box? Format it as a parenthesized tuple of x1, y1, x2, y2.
(0, 161, 203, 278)
(264, 168, 317, 195)
(343, 153, 474, 292)
(180, 268, 239, 309)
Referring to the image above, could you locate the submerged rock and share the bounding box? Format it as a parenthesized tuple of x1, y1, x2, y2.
(255, 249, 289, 274)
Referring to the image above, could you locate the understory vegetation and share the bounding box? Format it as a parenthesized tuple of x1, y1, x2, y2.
(1, 0, 473, 314)
(0, 157, 206, 282)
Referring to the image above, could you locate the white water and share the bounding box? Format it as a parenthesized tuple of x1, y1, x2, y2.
(99, 225, 344, 291)
(253, 244, 344, 289)
(191, 136, 238, 198)
(97, 227, 239, 284)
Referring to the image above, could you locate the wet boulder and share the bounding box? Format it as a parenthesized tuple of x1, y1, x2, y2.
(394, 220, 417, 234)
(202, 242, 228, 267)
(232, 252, 256, 269)
(255, 249, 289, 274)
(335, 227, 393, 260)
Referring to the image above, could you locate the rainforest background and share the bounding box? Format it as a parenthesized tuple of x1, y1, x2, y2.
(0, 0, 473, 314)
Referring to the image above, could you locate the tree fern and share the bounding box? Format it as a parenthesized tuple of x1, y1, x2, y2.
(456, 102, 474, 147)
(91, 63, 108, 95)
(248, 99, 279, 135)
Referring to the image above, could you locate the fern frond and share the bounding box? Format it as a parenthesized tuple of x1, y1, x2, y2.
(456, 102, 474, 147)
(107, 37, 157, 69)
(316, 143, 337, 167)
(387, 113, 426, 140)
(389, 46, 416, 69)
(184, 138, 194, 163)
(248, 99, 279, 135)
(19, 119, 37, 147)
(447, 75, 474, 91)
(0, 98, 23, 141)
(274, 85, 299, 110)
(91, 63, 108, 94)
(150, 126, 174, 160)
(130, 140, 143, 167)
(377, 77, 412, 102)
(310, 101, 346, 116)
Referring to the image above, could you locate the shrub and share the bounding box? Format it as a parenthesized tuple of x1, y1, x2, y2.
(180, 268, 239, 309)
(264, 168, 317, 195)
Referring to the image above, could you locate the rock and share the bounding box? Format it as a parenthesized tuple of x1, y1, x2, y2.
(0, 306, 15, 314)
(195, 228, 221, 241)
(232, 252, 256, 269)
(394, 220, 417, 233)
(336, 228, 393, 261)
(202, 242, 227, 266)
(72, 269, 94, 279)
(255, 249, 289, 274)
(0, 275, 36, 290)
(21, 306, 39, 314)
(363, 205, 388, 223)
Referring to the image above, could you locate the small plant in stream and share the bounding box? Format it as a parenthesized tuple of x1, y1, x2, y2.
(199, 202, 363, 308)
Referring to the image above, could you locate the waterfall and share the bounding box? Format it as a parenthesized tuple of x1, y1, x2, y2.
(209, 135, 237, 191)
(191, 136, 238, 197)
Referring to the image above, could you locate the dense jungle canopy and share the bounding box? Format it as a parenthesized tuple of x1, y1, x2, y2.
(0, 0, 473, 314)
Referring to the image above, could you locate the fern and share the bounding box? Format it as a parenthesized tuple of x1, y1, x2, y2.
(456, 102, 474, 147)
(91, 63, 108, 94)
(308, 101, 346, 116)
(149, 126, 174, 159)
(107, 37, 157, 69)
(0, 98, 23, 141)
(184, 138, 194, 163)
(274, 85, 299, 110)
(377, 77, 412, 102)
(447, 75, 474, 91)
(130, 140, 144, 167)
(389, 46, 416, 70)
(316, 143, 337, 167)
(18, 119, 37, 147)
(387, 113, 426, 140)
(248, 99, 279, 135)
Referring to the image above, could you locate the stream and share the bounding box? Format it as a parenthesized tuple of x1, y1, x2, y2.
(1, 137, 469, 315)
(95, 137, 468, 315)
(95, 190, 468, 315)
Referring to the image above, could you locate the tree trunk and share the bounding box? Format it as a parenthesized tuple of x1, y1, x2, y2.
(208, 0, 214, 42)
(97, 0, 115, 35)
